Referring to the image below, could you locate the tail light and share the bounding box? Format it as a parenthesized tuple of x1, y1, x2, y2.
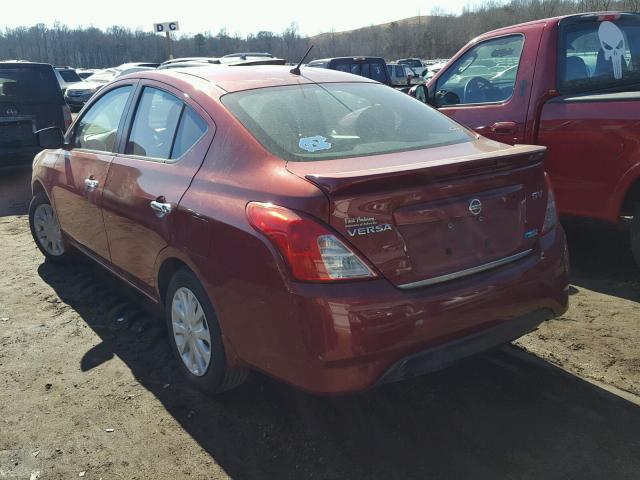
(542, 173, 558, 234)
(246, 202, 377, 282)
(62, 104, 72, 130)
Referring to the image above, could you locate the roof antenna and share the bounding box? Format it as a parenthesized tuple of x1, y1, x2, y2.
(290, 45, 314, 75)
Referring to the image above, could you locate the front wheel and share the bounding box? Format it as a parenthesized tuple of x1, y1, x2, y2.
(29, 192, 72, 262)
(165, 268, 248, 394)
(631, 203, 640, 269)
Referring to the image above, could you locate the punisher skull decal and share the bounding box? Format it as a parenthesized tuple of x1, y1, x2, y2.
(598, 21, 625, 80)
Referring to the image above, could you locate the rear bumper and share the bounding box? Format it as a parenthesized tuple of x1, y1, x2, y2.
(240, 225, 569, 394)
(377, 308, 552, 385)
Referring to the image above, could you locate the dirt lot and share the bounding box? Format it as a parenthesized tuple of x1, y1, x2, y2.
(1, 169, 639, 479)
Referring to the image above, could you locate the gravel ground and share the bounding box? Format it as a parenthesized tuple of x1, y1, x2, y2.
(0, 170, 639, 479)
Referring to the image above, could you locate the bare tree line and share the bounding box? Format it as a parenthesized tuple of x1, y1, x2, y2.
(0, 0, 638, 68)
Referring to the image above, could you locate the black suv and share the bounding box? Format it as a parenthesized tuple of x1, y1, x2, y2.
(306, 57, 391, 85)
(0, 62, 71, 170)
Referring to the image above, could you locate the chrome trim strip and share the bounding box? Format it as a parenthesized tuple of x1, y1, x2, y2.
(398, 249, 533, 290)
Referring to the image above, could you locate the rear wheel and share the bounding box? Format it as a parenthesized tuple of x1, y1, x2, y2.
(29, 192, 72, 262)
(631, 203, 640, 269)
(165, 268, 247, 394)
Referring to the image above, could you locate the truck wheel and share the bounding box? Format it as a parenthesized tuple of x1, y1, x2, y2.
(165, 268, 248, 394)
(631, 203, 640, 269)
(29, 192, 73, 262)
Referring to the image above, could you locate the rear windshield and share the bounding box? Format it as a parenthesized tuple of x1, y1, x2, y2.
(221, 82, 474, 162)
(0, 66, 60, 102)
(58, 69, 82, 82)
(559, 16, 640, 94)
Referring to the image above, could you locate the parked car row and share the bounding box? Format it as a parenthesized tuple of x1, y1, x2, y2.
(64, 63, 159, 111)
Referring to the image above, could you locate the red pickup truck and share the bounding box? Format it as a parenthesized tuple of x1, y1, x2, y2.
(412, 12, 640, 267)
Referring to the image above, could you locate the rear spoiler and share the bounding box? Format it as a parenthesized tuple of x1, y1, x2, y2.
(289, 144, 546, 195)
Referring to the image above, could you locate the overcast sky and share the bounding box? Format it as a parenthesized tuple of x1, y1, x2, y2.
(1, 0, 476, 36)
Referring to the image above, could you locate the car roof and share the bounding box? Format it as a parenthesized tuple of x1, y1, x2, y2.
(222, 52, 273, 58)
(309, 56, 385, 63)
(0, 60, 52, 67)
(133, 65, 378, 93)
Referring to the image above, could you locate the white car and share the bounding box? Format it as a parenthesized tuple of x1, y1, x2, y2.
(64, 66, 155, 112)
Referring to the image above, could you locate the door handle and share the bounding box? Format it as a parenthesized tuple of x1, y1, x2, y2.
(84, 178, 99, 190)
(490, 121, 517, 135)
(150, 199, 173, 217)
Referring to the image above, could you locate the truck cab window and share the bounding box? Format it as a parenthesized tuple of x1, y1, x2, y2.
(559, 18, 640, 94)
(435, 35, 524, 107)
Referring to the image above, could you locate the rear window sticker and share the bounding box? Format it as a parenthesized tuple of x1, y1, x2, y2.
(598, 21, 625, 80)
(299, 135, 332, 153)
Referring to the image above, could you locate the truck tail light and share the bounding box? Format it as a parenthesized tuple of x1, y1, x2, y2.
(246, 202, 377, 282)
(62, 105, 72, 130)
(542, 173, 558, 234)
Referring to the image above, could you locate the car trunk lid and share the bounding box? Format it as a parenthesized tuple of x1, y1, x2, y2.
(286, 139, 548, 287)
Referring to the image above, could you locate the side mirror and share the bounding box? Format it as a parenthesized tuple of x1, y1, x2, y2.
(36, 127, 65, 149)
(415, 85, 429, 104)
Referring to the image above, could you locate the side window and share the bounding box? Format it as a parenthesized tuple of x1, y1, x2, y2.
(72, 86, 132, 152)
(125, 87, 183, 159)
(559, 20, 640, 94)
(171, 106, 208, 159)
(435, 35, 524, 106)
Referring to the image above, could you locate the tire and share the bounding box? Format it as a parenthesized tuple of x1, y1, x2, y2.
(631, 203, 640, 269)
(29, 192, 73, 263)
(165, 268, 248, 394)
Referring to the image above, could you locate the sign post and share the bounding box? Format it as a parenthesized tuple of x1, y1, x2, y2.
(154, 21, 180, 60)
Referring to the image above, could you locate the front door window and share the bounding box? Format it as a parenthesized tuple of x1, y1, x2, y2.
(435, 35, 524, 106)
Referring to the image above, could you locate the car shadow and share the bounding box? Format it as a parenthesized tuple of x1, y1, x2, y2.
(0, 167, 32, 217)
(562, 219, 639, 302)
(38, 257, 640, 480)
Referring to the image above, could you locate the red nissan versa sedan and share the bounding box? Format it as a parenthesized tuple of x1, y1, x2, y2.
(29, 65, 569, 394)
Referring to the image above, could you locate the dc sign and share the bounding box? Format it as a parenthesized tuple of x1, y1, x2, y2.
(154, 22, 180, 33)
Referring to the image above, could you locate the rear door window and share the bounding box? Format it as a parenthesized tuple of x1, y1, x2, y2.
(125, 87, 183, 159)
(559, 17, 640, 93)
(72, 85, 133, 152)
(170, 106, 208, 159)
(125, 86, 208, 160)
(435, 35, 524, 106)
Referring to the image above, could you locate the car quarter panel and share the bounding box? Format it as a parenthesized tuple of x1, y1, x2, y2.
(173, 108, 332, 380)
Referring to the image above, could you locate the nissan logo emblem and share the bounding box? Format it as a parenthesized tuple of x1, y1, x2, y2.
(469, 198, 482, 216)
(5, 108, 18, 116)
